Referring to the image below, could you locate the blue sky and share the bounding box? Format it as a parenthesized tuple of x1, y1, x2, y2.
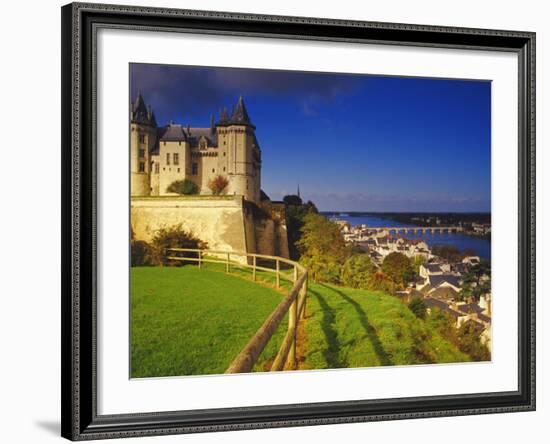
(131, 63, 491, 212)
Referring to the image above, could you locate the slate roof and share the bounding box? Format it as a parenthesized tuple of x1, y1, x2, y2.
(187, 127, 218, 148)
(131, 92, 156, 126)
(428, 274, 461, 289)
(215, 96, 255, 128)
(457, 303, 484, 315)
(427, 286, 460, 300)
(478, 313, 491, 323)
(425, 263, 443, 273)
(158, 123, 187, 141)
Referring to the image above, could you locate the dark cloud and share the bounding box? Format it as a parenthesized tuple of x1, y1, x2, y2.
(130, 63, 363, 122)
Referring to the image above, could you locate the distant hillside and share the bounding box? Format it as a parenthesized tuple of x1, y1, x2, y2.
(299, 283, 469, 369)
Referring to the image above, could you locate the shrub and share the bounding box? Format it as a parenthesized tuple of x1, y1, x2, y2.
(208, 175, 229, 195)
(408, 296, 427, 319)
(151, 225, 207, 266)
(369, 271, 396, 294)
(166, 179, 198, 195)
(341, 254, 377, 289)
(131, 240, 154, 266)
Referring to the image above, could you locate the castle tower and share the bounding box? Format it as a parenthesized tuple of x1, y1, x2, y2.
(130, 92, 157, 196)
(216, 96, 261, 202)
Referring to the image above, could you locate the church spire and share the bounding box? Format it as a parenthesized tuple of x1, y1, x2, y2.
(297, 184, 301, 198)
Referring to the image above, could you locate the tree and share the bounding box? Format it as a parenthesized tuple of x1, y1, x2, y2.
(166, 179, 198, 195)
(150, 224, 206, 266)
(432, 244, 462, 262)
(412, 255, 427, 274)
(208, 175, 229, 195)
(283, 195, 318, 260)
(381, 252, 414, 287)
(408, 297, 427, 319)
(297, 213, 350, 283)
(283, 194, 303, 206)
(341, 254, 377, 289)
(461, 260, 491, 302)
(456, 321, 491, 361)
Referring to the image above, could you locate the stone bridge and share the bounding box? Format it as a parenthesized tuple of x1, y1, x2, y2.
(370, 226, 464, 235)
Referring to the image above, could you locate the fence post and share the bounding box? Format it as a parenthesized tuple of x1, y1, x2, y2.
(287, 298, 297, 369)
(276, 259, 280, 289)
(198, 250, 202, 270)
(226, 253, 230, 273)
(303, 274, 308, 317)
(252, 255, 257, 281)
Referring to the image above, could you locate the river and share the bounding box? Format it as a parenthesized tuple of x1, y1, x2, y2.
(328, 213, 491, 260)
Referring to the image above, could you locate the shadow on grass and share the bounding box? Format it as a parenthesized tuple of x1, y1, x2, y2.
(309, 289, 348, 368)
(318, 284, 393, 366)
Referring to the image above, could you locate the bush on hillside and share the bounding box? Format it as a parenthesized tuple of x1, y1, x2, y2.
(340, 254, 377, 289)
(408, 296, 427, 319)
(151, 224, 207, 266)
(166, 179, 199, 195)
(368, 271, 396, 294)
(131, 240, 154, 266)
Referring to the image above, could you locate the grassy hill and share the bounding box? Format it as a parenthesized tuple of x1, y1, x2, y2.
(131, 263, 469, 378)
(299, 283, 469, 370)
(131, 266, 286, 377)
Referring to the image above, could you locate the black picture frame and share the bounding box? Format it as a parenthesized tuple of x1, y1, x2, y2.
(61, 2, 536, 440)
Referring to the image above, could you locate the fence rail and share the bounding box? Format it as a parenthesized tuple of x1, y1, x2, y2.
(165, 248, 308, 373)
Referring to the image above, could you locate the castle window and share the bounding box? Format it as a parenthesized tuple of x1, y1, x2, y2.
(166, 153, 170, 165)
(139, 162, 145, 173)
(192, 163, 198, 175)
(223, 152, 226, 156)
(154, 163, 159, 174)
(173, 153, 179, 165)
(177, 168, 180, 173)
(223, 167, 226, 172)
(199, 138, 207, 150)
(138, 148, 145, 158)
(138, 134, 145, 143)
(212, 168, 215, 173)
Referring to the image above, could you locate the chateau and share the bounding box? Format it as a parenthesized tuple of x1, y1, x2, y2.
(130, 93, 262, 203)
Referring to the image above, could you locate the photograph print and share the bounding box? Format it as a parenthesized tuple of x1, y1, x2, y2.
(129, 63, 492, 378)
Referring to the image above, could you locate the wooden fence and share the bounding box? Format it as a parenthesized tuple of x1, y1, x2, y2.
(165, 248, 308, 373)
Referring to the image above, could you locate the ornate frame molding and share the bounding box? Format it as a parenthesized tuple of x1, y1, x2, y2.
(61, 2, 535, 440)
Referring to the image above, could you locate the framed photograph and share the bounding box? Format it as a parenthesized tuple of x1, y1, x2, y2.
(61, 2, 535, 440)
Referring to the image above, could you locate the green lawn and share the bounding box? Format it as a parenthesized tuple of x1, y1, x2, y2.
(131, 265, 287, 377)
(300, 283, 469, 370)
(131, 263, 469, 378)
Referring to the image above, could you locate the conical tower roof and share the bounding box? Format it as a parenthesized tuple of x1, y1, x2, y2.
(131, 92, 156, 126)
(229, 95, 254, 127)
